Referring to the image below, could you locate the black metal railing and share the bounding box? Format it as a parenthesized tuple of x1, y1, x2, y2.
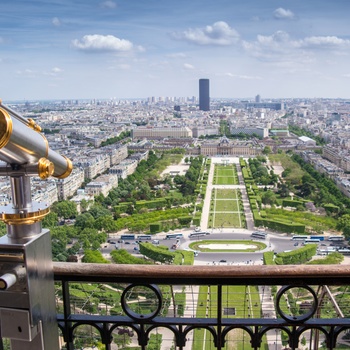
(52, 263, 350, 350)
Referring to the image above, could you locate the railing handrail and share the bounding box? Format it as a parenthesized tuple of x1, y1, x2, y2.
(53, 262, 350, 285)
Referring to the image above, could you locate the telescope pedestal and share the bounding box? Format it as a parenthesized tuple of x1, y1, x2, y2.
(0, 230, 59, 350)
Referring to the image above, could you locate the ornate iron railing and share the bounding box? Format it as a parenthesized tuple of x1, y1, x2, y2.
(50, 263, 350, 350)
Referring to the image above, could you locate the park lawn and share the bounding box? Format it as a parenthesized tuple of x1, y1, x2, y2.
(214, 188, 240, 199)
(189, 240, 266, 252)
(214, 176, 237, 185)
(216, 167, 236, 176)
(193, 285, 264, 350)
(264, 208, 338, 231)
(211, 212, 242, 228)
(214, 199, 240, 212)
(214, 165, 239, 185)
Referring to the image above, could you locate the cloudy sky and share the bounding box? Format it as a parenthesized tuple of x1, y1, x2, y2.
(1, 0, 350, 101)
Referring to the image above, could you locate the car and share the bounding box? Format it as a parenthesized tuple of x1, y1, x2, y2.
(219, 259, 227, 263)
(124, 241, 131, 244)
(294, 242, 299, 246)
(117, 240, 124, 243)
(109, 241, 116, 244)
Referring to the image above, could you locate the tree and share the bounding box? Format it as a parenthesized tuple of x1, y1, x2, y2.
(336, 214, 350, 231)
(180, 180, 196, 196)
(52, 200, 78, 219)
(261, 190, 277, 206)
(82, 250, 109, 263)
(88, 204, 111, 219)
(80, 199, 89, 212)
(94, 215, 115, 232)
(42, 211, 58, 228)
(262, 146, 271, 155)
(75, 213, 95, 229)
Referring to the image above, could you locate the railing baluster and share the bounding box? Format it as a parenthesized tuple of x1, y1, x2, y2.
(45, 264, 350, 349)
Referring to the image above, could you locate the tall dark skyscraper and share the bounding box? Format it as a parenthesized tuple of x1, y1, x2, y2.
(199, 79, 210, 111)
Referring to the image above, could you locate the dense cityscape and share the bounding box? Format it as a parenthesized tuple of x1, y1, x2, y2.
(2, 0, 350, 349)
(2, 90, 350, 209)
(2, 81, 350, 349)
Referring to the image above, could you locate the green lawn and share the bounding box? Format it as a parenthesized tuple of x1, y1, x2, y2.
(192, 285, 267, 350)
(214, 199, 240, 212)
(213, 188, 240, 199)
(208, 188, 245, 228)
(213, 164, 239, 185)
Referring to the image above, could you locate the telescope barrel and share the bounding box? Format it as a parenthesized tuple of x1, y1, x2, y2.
(0, 105, 72, 179)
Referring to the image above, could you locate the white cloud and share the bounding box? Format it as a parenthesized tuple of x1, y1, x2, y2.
(223, 73, 262, 80)
(183, 63, 195, 70)
(299, 36, 350, 49)
(172, 21, 240, 46)
(16, 69, 37, 77)
(44, 67, 63, 76)
(100, 1, 117, 9)
(167, 52, 187, 58)
(242, 31, 350, 65)
(52, 17, 61, 27)
(273, 8, 295, 20)
(72, 34, 133, 52)
(242, 31, 294, 60)
(52, 67, 63, 73)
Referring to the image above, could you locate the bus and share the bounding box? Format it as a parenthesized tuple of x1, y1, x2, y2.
(328, 236, 345, 242)
(137, 235, 152, 240)
(310, 235, 324, 241)
(304, 238, 320, 244)
(120, 234, 135, 240)
(251, 231, 267, 239)
(291, 235, 308, 241)
(189, 231, 210, 238)
(165, 233, 183, 239)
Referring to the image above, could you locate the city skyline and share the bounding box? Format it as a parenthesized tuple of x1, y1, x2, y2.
(1, 0, 350, 101)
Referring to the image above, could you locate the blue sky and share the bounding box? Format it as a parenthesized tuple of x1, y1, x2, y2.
(1, 0, 350, 101)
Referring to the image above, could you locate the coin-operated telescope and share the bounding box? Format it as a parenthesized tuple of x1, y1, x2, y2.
(0, 101, 72, 349)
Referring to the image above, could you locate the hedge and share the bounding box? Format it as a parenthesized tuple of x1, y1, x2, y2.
(263, 251, 276, 265)
(275, 245, 317, 265)
(178, 216, 192, 225)
(150, 222, 161, 233)
(135, 198, 167, 210)
(282, 199, 305, 208)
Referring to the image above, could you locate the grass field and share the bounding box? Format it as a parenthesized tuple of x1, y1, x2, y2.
(213, 164, 239, 185)
(191, 285, 266, 350)
(208, 188, 245, 228)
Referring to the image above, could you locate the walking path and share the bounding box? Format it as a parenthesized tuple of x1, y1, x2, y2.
(200, 157, 255, 232)
(151, 157, 282, 349)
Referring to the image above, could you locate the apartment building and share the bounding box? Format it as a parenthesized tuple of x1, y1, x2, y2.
(132, 126, 192, 140)
(84, 174, 119, 197)
(56, 168, 85, 200)
(109, 159, 138, 179)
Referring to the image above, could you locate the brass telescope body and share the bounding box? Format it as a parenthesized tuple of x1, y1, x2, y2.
(0, 102, 73, 228)
(0, 104, 72, 179)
